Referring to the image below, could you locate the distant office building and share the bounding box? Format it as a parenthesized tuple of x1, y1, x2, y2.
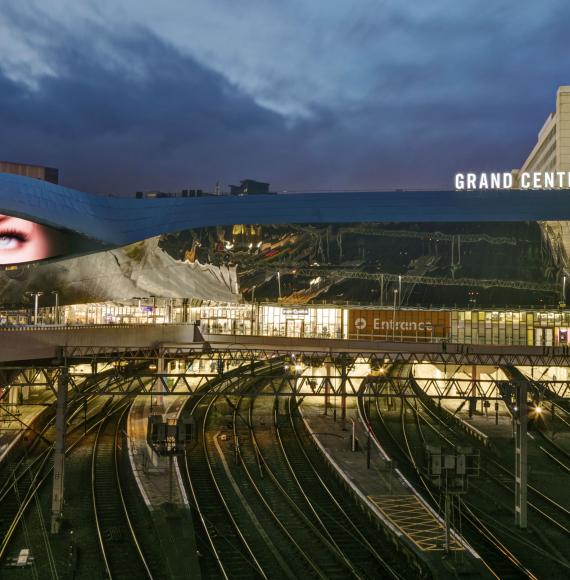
(0, 161, 58, 184)
(516, 86, 570, 271)
(135, 180, 273, 198)
(135, 189, 205, 199)
(514, 87, 570, 182)
(229, 179, 273, 195)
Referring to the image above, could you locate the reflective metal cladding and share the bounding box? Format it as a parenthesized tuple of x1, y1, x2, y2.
(3, 172, 570, 252)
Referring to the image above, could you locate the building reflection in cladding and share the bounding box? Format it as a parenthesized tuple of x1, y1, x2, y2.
(5, 299, 570, 348)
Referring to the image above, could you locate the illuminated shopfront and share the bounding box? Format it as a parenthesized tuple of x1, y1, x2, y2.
(197, 303, 253, 335)
(4, 299, 570, 347)
(451, 310, 570, 346)
(257, 306, 342, 338)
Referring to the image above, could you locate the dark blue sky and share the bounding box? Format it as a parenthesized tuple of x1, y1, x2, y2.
(1, 1, 569, 195)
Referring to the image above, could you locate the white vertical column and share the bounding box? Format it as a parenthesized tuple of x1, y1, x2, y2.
(514, 380, 528, 528)
(51, 367, 68, 534)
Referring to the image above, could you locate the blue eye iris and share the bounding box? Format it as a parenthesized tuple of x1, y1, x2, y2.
(0, 236, 18, 249)
(0, 230, 27, 250)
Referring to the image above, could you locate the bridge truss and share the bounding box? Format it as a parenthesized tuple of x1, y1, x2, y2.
(5, 343, 559, 533)
(4, 344, 570, 401)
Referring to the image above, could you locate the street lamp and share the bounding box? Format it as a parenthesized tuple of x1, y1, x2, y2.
(277, 271, 282, 300)
(26, 292, 43, 325)
(251, 285, 256, 336)
(51, 291, 59, 325)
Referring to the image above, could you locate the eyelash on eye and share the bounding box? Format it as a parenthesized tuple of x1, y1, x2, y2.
(0, 229, 29, 242)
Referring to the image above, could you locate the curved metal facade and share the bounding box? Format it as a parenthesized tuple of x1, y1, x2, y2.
(1, 172, 570, 247)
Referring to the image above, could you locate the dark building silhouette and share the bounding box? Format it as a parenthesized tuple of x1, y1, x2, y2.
(229, 179, 272, 195)
(135, 189, 205, 199)
(0, 161, 58, 184)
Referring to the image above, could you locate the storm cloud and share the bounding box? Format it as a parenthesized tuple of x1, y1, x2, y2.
(0, 0, 569, 194)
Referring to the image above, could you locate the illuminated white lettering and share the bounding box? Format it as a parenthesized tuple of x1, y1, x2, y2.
(544, 172, 554, 188)
(455, 174, 465, 190)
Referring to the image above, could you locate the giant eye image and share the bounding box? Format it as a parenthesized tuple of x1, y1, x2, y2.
(0, 214, 70, 265)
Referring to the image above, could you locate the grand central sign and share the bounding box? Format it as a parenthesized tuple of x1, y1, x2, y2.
(455, 172, 570, 190)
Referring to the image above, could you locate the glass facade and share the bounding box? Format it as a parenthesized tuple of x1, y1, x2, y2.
(3, 299, 570, 347)
(450, 310, 570, 346)
(257, 306, 342, 338)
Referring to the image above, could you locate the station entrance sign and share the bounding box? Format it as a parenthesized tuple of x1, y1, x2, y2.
(348, 309, 450, 340)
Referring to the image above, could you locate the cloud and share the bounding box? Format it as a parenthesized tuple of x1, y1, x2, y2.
(3, 1, 568, 119)
(0, 1, 569, 193)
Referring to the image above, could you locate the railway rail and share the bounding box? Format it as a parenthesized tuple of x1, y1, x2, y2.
(277, 395, 407, 578)
(359, 365, 535, 579)
(92, 403, 155, 579)
(179, 371, 270, 579)
(0, 376, 123, 562)
(182, 364, 415, 579)
(239, 387, 360, 579)
(0, 396, 131, 567)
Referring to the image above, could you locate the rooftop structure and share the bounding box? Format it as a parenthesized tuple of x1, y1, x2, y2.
(135, 188, 206, 199)
(0, 161, 58, 184)
(229, 179, 273, 195)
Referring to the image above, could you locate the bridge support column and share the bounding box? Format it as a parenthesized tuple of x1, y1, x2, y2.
(468, 365, 478, 418)
(51, 366, 68, 534)
(8, 384, 19, 405)
(153, 356, 165, 412)
(514, 380, 528, 529)
(324, 362, 331, 415)
(340, 363, 347, 430)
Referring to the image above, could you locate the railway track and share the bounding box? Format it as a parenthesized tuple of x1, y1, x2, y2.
(278, 395, 406, 579)
(0, 384, 120, 561)
(182, 365, 413, 579)
(507, 367, 570, 474)
(0, 397, 134, 569)
(92, 402, 155, 579)
(0, 367, 126, 529)
(389, 362, 570, 576)
(359, 365, 534, 579)
(237, 388, 359, 579)
(408, 392, 570, 574)
(411, 385, 570, 540)
(180, 372, 269, 579)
